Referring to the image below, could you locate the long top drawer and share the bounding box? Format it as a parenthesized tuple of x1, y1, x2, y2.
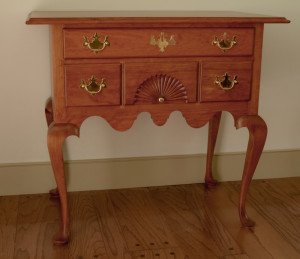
(64, 28, 254, 59)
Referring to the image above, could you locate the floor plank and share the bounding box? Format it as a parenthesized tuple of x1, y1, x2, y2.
(223, 255, 250, 259)
(67, 191, 108, 259)
(234, 178, 300, 253)
(0, 195, 19, 259)
(205, 181, 300, 259)
(189, 185, 243, 256)
(0, 177, 299, 258)
(131, 248, 186, 259)
(107, 188, 177, 252)
(13, 194, 67, 259)
(92, 190, 131, 259)
(149, 185, 240, 258)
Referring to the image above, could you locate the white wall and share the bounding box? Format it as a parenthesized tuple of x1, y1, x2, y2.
(0, 0, 299, 165)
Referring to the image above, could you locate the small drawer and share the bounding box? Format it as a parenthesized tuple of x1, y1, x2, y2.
(125, 62, 198, 104)
(65, 63, 121, 107)
(63, 28, 254, 59)
(200, 61, 252, 102)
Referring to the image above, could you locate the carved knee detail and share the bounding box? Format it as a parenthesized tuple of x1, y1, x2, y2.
(235, 115, 267, 134)
(45, 98, 54, 127)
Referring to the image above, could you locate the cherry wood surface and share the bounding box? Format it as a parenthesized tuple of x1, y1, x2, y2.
(205, 111, 222, 186)
(0, 196, 19, 259)
(65, 63, 121, 107)
(26, 11, 290, 25)
(26, 12, 290, 245)
(1, 178, 299, 258)
(208, 179, 300, 259)
(201, 61, 253, 102)
(235, 115, 267, 227)
(125, 62, 198, 104)
(63, 28, 254, 59)
(47, 123, 79, 245)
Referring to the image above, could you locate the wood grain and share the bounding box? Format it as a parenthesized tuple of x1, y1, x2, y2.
(107, 188, 177, 252)
(63, 28, 254, 59)
(0, 196, 18, 259)
(205, 111, 222, 186)
(92, 190, 130, 258)
(149, 185, 241, 258)
(26, 13, 291, 249)
(65, 63, 121, 107)
(26, 11, 290, 26)
(125, 62, 198, 105)
(47, 123, 79, 245)
(13, 194, 67, 259)
(233, 178, 300, 253)
(66, 192, 107, 258)
(235, 115, 267, 227)
(0, 178, 299, 258)
(201, 61, 253, 102)
(248, 23, 264, 115)
(223, 255, 250, 259)
(131, 248, 185, 259)
(204, 181, 300, 259)
(188, 185, 242, 256)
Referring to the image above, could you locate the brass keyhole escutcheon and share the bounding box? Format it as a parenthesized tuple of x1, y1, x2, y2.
(150, 32, 176, 52)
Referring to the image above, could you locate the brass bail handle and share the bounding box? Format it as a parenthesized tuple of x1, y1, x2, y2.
(212, 32, 237, 52)
(80, 76, 106, 95)
(83, 32, 110, 53)
(214, 73, 238, 91)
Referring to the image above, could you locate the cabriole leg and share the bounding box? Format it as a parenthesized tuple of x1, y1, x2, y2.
(205, 111, 222, 186)
(47, 123, 79, 245)
(45, 99, 60, 199)
(235, 115, 267, 227)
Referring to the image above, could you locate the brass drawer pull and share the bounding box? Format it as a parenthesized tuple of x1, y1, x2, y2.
(212, 32, 237, 52)
(80, 76, 106, 95)
(83, 33, 110, 53)
(158, 97, 165, 103)
(150, 32, 176, 52)
(214, 73, 238, 90)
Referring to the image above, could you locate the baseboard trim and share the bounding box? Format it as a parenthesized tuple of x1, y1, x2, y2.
(1, 149, 299, 196)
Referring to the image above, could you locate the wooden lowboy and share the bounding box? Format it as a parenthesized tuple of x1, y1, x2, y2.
(26, 11, 290, 245)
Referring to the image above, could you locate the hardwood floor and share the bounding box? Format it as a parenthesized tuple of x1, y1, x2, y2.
(0, 177, 299, 259)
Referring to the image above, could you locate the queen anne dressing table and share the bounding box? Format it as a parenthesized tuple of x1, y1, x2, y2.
(26, 11, 290, 245)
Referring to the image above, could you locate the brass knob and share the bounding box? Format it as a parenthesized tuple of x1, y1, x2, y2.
(214, 73, 238, 91)
(83, 33, 110, 54)
(158, 97, 165, 103)
(212, 32, 237, 52)
(80, 76, 106, 95)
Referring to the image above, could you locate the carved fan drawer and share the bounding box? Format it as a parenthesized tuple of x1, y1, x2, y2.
(124, 62, 198, 105)
(65, 63, 121, 107)
(200, 61, 253, 102)
(63, 28, 254, 59)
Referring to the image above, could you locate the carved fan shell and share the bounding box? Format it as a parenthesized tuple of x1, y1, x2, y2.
(134, 74, 188, 104)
